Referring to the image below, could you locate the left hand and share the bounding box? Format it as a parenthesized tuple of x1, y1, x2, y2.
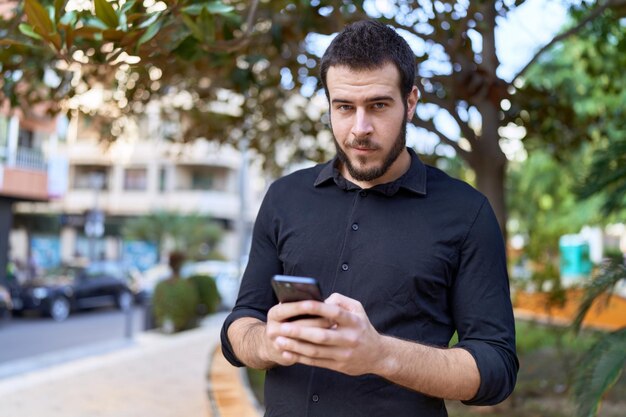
(273, 292, 385, 376)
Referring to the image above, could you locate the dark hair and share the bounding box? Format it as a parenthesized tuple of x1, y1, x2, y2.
(320, 20, 416, 100)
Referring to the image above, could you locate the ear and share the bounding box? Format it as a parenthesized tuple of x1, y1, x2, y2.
(406, 86, 419, 119)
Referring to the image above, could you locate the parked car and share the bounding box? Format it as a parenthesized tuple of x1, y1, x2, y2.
(11, 261, 138, 321)
(0, 284, 12, 320)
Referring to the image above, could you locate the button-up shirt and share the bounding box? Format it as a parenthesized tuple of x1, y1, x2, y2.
(221, 148, 518, 417)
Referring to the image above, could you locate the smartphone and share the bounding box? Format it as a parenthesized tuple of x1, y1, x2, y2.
(271, 275, 323, 303)
(271, 275, 323, 321)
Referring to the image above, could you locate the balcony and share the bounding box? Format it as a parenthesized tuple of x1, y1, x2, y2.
(0, 147, 48, 201)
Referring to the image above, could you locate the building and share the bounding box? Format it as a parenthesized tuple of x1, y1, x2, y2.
(0, 102, 54, 284)
(9, 109, 264, 274)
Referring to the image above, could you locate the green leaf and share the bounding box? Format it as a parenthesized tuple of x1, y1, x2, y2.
(94, 0, 119, 28)
(138, 12, 160, 29)
(83, 16, 110, 30)
(172, 35, 201, 60)
(573, 329, 626, 417)
(24, 0, 55, 35)
(18, 23, 44, 41)
(199, 7, 215, 42)
(119, 0, 136, 15)
(181, 13, 204, 41)
(137, 20, 163, 46)
(206, 1, 235, 14)
(182, 2, 234, 16)
(181, 4, 205, 16)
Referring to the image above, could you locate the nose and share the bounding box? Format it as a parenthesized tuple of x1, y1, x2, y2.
(351, 108, 373, 138)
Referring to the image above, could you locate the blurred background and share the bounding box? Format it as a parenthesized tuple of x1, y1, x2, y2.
(0, 0, 625, 416)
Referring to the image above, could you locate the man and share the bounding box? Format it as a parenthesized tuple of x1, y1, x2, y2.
(221, 20, 518, 417)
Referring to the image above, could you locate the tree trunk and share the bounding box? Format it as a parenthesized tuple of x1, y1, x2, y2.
(473, 154, 507, 240)
(470, 101, 508, 241)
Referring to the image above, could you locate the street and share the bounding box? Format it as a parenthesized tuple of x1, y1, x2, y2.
(0, 306, 148, 365)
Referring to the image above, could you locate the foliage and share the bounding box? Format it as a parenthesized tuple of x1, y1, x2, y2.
(569, 261, 626, 416)
(3, 1, 626, 234)
(516, 6, 626, 217)
(188, 274, 221, 316)
(121, 211, 224, 260)
(506, 148, 604, 280)
(152, 276, 199, 332)
(572, 328, 626, 417)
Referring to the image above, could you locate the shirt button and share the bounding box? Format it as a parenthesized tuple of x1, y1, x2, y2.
(359, 190, 367, 197)
(341, 263, 349, 271)
(312, 394, 320, 403)
(351, 223, 359, 231)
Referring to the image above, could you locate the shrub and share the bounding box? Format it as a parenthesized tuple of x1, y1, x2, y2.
(153, 278, 199, 333)
(189, 274, 221, 316)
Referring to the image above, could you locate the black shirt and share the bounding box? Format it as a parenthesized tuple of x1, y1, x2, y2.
(221, 148, 518, 417)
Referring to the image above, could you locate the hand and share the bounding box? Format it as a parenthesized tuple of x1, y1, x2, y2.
(262, 300, 331, 367)
(270, 293, 386, 376)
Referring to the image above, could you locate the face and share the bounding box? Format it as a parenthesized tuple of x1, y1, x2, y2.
(327, 62, 418, 186)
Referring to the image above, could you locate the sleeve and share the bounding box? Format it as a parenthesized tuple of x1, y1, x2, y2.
(220, 184, 284, 367)
(451, 198, 519, 405)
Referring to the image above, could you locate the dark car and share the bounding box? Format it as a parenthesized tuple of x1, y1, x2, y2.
(12, 261, 137, 321)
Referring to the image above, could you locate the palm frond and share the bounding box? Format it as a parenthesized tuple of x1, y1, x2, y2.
(573, 328, 626, 417)
(572, 262, 626, 333)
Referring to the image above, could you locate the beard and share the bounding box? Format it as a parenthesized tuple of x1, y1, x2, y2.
(334, 113, 407, 183)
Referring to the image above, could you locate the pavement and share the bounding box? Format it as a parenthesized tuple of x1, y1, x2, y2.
(0, 312, 263, 417)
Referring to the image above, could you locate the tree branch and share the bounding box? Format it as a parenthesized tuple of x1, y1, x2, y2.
(512, 0, 625, 82)
(420, 90, 478, 145)
(411, 116, 471, 160)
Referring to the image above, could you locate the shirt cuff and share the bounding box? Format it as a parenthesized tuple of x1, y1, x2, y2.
(455, 340, 518, 406)
(220, 308, 268, 367)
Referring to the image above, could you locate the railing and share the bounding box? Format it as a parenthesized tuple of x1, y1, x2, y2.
(13, 147, 47, 171)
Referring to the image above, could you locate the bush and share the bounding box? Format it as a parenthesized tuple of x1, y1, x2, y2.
(153, 278, 199, 333)
(189, 274, 221, 316)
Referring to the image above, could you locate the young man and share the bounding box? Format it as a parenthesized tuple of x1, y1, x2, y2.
(221, 20, 518, 416)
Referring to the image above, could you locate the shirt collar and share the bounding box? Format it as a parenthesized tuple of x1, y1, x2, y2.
(314, 148, 427, 196)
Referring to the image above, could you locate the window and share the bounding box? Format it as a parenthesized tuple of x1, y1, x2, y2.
(191, 169, 214, 190)
(73, 166, 108, 190)
(124, 168, 148, 191)
(159, 167, 167, 192)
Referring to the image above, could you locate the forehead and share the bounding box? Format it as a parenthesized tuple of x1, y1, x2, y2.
(326, 62, 402, 100)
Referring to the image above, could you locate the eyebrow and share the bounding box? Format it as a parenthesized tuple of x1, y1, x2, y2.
(331, 95, 396, 105)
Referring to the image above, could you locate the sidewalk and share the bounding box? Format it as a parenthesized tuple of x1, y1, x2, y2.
(0, 313, 262, 417)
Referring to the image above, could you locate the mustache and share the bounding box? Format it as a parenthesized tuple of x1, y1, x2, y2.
(346, 138, 380, 150)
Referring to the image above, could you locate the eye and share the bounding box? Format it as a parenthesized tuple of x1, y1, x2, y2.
(372, 102, 387, 110)
(336, 104, 353, 112)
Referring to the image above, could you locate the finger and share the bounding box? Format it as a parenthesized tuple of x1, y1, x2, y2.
(288, 316, 334, 328)
(325, 293, 365, 314)
(278, 322, 351, 348)
(275, 334, 343, 360)
(269, 300, 326, 322)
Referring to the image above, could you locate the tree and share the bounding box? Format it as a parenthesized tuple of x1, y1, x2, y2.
(122, 211, 224, 260)
(2, 0, 626, 234)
